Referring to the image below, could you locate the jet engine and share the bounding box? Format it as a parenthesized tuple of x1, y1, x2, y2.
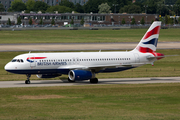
(68, 70, 92, 81)
(36, 74, 61, 78)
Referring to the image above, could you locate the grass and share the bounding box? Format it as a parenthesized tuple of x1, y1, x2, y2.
(0, 28, 180, 44)
(0, 49, 180, 81)
(0, 83, 180, 119)
(1, 28, 180, 120)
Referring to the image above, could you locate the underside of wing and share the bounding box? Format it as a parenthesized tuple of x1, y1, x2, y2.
(58, 63, 144, 73)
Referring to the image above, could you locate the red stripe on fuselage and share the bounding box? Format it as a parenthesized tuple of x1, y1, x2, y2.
(143, 26, 160, 40)
(27, 57, 47, 59)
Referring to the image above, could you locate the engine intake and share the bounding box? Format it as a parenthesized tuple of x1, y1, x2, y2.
(68, 70, 92, 81)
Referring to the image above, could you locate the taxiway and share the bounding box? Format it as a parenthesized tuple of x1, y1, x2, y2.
(0, 42, 180, 52)
(0, 77, 180, 88)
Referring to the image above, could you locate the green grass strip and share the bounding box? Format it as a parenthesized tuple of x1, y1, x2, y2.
(0, 28, 180, 44)
(0, 83, 180, 119)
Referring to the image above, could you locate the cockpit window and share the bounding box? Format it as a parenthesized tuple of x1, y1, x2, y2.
(11, 59, 24, 63)
(12, 59, 17, 62)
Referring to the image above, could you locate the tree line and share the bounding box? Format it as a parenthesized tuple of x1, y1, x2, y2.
(0, 0, 179, 16)
(1, 0, 180, 25)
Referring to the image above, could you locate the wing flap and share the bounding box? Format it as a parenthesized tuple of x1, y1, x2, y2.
(58, 63, 145, 70)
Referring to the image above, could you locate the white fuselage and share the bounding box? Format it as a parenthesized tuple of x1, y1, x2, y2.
(4, 51, 154, 75)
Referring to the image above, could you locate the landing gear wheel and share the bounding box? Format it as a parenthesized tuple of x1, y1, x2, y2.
(68, 77, 75, 82)
(25, 80, 30, 84)
(90, 78, 98, 83)
(25, 74, 31, 84)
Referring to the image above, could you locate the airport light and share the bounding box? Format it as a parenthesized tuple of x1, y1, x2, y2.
(112, 4, 118, 13)
(144, 5, 148, 14)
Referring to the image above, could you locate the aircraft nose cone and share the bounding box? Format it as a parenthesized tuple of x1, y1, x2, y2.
(4, 62, 19, 74)
(4, 62, 11, 71)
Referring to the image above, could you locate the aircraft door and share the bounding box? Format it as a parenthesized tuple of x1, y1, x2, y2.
(76, 58, 80, 64)
(134, 53, 140, 63)
(72, 58, 76, 64)
(72, 58, 80, 64)
(28, 55, 36, 67)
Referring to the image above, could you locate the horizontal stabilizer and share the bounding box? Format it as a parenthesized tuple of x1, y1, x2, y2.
(147, 54, 178, 60)
(147, 56, 165, 59)
(164, 55, 179, 57)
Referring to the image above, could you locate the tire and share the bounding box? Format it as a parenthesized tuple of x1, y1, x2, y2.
(90, 78, 98, 83)
(25, 80, 30, 84)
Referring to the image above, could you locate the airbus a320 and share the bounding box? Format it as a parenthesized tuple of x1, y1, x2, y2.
(4, 21, 164, 84)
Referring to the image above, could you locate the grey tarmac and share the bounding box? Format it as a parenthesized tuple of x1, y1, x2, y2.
(0, 42, 180, 52)
(0, 77, 180, 88)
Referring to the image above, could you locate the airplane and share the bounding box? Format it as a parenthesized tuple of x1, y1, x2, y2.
(4, 21, 164, 84)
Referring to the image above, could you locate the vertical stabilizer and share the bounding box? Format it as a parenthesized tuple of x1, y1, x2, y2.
(133, 21, 161, 53)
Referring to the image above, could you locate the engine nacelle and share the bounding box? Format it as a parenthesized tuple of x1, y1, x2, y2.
(68, 70, 92, 81)
(36, 74, 61, 78)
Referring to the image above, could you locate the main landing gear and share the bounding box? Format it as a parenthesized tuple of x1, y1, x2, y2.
(90, 72, 98, 83)
(25, 74, 31, 84)
(67, 77, 98, 83)
(90, 78, 98, 83)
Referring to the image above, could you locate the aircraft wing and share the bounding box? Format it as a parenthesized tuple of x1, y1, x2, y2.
(58, 63, 145, 72)
(58, 64, 121, 69)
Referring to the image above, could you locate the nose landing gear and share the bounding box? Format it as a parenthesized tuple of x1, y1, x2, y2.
(25, 74, 31, 84)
